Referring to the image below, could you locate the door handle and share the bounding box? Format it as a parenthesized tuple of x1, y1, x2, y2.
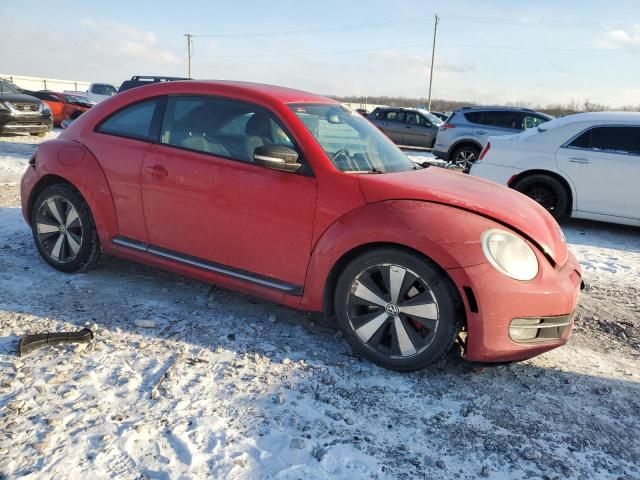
(405, 125, 412, 129)
(475, 130, 487, 135)
(145, 165, 168, 178)
(569, 157, 591, 164)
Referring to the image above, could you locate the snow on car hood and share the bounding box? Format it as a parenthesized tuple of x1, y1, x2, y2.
(358, 167, 569, 267)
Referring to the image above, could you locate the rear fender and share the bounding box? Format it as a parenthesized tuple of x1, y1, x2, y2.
(30, 139, 118, 250)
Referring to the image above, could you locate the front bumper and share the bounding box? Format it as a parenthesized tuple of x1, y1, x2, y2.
(0, 113, 53, 134)
(448, 249, 582, 363)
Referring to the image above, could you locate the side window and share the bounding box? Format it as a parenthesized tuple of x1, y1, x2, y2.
(418, 115, 432, 127)
(97, 99, 159, 141)
(91, 84, 117, 96)
(406, 112, 420, 125)
(396, 111, 406, 123)
(569, 129, 591, 149)
(591, 127, 640, 154)
(568, 126, 640, 154)
(384, 111, 397, 121)
(464, 112, 481, 124)
(491, 112, 523, 130)
(160, 96, 295, 163)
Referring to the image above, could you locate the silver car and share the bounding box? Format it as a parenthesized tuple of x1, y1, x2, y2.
(433, 107, 552, 171)
(368, 107, 443, 148)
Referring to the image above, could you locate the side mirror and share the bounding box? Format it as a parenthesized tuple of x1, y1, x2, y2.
(254, 145, 302, 173)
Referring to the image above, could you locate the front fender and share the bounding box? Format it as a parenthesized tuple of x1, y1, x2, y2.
(301, 200, 497, 311)
(28, 139, 118, 250)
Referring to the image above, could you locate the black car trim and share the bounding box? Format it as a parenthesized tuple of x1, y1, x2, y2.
(112, 236, 304, 295)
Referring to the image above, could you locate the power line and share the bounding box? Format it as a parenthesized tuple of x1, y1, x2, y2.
(190, 13, 627, 39)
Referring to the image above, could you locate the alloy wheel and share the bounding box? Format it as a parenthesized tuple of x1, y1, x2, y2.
(455, 150, 477, 170)
(35, 196, 83, 264)
(526, 182, 559, 214)
(346, 264, 440, 358)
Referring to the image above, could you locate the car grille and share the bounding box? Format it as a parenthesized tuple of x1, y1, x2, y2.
(10, 103, 41, 113)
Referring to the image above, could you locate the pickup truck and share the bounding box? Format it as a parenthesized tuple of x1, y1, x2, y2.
(64, 83, 118, 103)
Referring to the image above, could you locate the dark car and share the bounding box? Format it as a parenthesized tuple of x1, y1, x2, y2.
(0, 79, 53, 136)
(118, 75, 189, 93)
(368, 107, 443, 148)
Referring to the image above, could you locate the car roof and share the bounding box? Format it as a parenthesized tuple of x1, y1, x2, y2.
(538, 111, 640, 131)
(130, 80, 337, 105)
(456, 106, 541, 113)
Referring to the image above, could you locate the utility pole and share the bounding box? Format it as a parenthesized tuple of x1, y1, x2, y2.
(184, 33, 194, 78)
(427, 14, 439, 112)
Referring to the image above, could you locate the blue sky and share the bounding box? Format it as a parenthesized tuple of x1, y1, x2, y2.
(2, 0, 640, 106)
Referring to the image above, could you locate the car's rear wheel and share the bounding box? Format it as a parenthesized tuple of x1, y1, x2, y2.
(334, 248, 463, 371)
(31, 184, 102, 273)
(451, 145, 480, 173)
(512, 174, 569, 220)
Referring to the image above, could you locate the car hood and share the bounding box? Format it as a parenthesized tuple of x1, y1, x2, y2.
(357, 167, 568, 266)
(0, 92, 41, 104)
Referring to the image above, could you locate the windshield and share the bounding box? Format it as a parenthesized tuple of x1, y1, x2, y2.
(289, 103, 418, 173)
(0, 79, 20, 94)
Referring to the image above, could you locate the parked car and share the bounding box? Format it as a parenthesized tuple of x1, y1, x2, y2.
(0, 79, 52, 136)
(470, 112, 640, 226)
(433, 107, 553, 171)
(118, 75, 190, 93)
(368, 107, 443, 148)
(64, 83, 118, 103)
(25, 91, 92, 126)
(21, 81, 581, 371)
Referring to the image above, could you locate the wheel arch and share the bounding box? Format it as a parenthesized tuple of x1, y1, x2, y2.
(26, 139, 119, 248)
(447, 139, 483, 160)
(26, 174, 72, 221)
(321, 242, 466, 327)
(508, 169, 575, 214)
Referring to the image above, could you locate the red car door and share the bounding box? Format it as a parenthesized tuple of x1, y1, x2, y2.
(140, 95, 317, 289)
(86, 98, 163, 243)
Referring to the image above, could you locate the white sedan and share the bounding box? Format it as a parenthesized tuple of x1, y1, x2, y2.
(470, 112, 640, 226)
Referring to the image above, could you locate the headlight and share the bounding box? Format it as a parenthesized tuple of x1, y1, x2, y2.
(481, 228, 539, 281)
(41, 103, 51, 114)
(0, 101, 9, 111)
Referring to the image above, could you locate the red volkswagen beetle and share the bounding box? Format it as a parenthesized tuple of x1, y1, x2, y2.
(20, 81, 582, 371)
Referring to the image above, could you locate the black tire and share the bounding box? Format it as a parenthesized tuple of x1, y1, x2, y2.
(451, 144, 480, 173)
(334, 247, 463, 371)
(31, 184, 102, 273)
(512, 174, 569, 220)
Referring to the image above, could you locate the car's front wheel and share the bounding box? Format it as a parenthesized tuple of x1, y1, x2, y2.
(334, 248, 463, 371)
(31, 184, 102, 273)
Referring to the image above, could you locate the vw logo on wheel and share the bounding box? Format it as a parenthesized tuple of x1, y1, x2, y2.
(385, 303, 400, 317)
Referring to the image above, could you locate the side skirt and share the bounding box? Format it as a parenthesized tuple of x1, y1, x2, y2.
(112, 236, 303, 295)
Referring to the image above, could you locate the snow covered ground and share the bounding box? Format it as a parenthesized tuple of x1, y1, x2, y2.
(0, 131, 639, 479)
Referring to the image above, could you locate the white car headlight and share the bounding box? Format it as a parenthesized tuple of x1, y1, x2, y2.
(481, 228, 539, 281)
(41, 103, 51, 114)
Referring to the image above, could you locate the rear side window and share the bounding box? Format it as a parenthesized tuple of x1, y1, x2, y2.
(97, 99, 160, 141)
(464, 111, 523, 130)
(569, 126, 640, 154)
